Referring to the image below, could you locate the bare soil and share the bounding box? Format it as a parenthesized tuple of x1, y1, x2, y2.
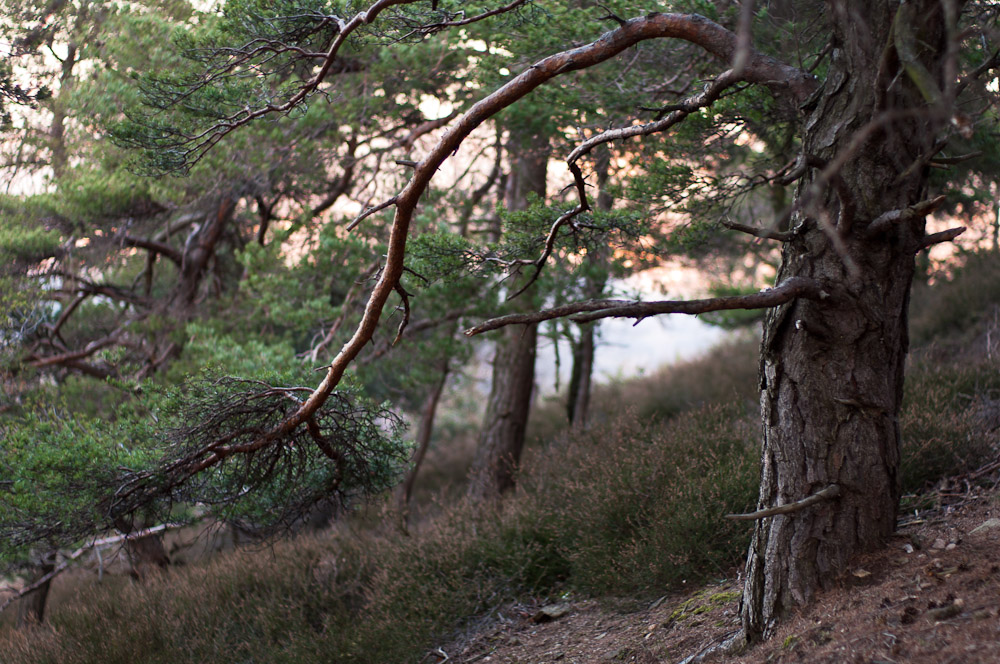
(438, 476, 1000, 664)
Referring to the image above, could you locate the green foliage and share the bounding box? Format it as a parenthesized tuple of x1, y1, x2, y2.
(0, 403, 758, 664)
(0, 197, 62, 269)
(0, 402, 159, 561)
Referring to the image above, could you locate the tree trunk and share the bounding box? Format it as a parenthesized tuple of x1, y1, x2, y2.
(114, 518, 171, 580)
(567, 146, 613, 428)
(125, 533, 171, 580)
(567, 323, 595, 427)
(468, 131, 548, 501)
(15, 551, 56, 628)
(170, 195, 237, 315)
(397, 360, 450, 527)
(468, 322, 538, 501)
(741, 0, 946, 642)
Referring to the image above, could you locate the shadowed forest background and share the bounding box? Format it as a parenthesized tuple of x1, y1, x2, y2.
(2, 1, 1000, 662)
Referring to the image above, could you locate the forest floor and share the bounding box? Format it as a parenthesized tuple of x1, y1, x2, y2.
(437, 470, 1000, 664)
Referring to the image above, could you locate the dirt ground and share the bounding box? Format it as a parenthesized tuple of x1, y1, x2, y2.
(437, 473, 1000, 664)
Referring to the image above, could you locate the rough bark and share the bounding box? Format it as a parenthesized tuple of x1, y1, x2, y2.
(740, 0, 946, 642)
(467, 132, 548, 501)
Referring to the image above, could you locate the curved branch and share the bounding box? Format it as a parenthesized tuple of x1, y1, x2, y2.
(725, 484, 841, 521)
(466, 276, 827, 335)
(167, 11, 818, 476)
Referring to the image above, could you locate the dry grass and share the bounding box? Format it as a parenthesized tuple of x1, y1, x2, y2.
(4, 258, 1000, 663)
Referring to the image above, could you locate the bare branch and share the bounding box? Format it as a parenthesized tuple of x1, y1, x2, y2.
(466, 276, 827, 335)
(390, 282, 412, 347)
(153, 11, 817, 483)
(918, 226, 966, 250)
(719, 217, 792, 241)
(390, 109, 460, 150)
(0, 523, 180, 615)
(347, 196, 398, 231)
(866, 195, 947, 237)
(725, 485, 841, 521)
(28, 333, 121, 369)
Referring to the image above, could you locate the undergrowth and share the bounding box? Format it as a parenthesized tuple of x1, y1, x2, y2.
(3, 258, 1000, 663)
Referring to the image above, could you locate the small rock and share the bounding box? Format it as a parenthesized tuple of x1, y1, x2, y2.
(932, 538, 947, 550)
(903, 543, 914, 554)
(970, 518, 1000, 534)
(532, 604, 572, 623)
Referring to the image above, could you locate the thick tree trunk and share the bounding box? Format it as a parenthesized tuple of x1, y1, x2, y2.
(468, 131, 548, 501)
(15, 551, 56, 628)
(740, 0, 946, 642)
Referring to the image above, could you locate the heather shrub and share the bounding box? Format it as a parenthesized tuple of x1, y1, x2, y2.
(589, 334, 759, 425)
(0, 403, 759, 664)
(517, 402, 758, 594)
(900, 355, 1000, 493)
(528, 333, 759, 444)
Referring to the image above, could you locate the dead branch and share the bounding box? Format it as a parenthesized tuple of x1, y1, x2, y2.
(725, 484, 841, 521)
(465, 276, 826, 335)
(391, 282, 412, 346)
(865, 195, 947, 237)
(0, 524, 180, 615)
(347, 196, 398, 231)
(918, 226, 966, 250)
(390, 109, 460, 150)
(719, 217, 793, 241)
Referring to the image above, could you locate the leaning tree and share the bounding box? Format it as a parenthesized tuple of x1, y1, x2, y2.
(10, 0, 999, 648)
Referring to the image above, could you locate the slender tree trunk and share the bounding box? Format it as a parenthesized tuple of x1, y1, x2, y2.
(397, 360, 450, 527)
(740, 0, 946, 642)
(468, 322, 538, 501)
(468, 131, 548, 501)
(567, 324, 595, 427)
(15, 551, 56, 628)
(48, 43, 76, 181)
(567, 147, 613, 428)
